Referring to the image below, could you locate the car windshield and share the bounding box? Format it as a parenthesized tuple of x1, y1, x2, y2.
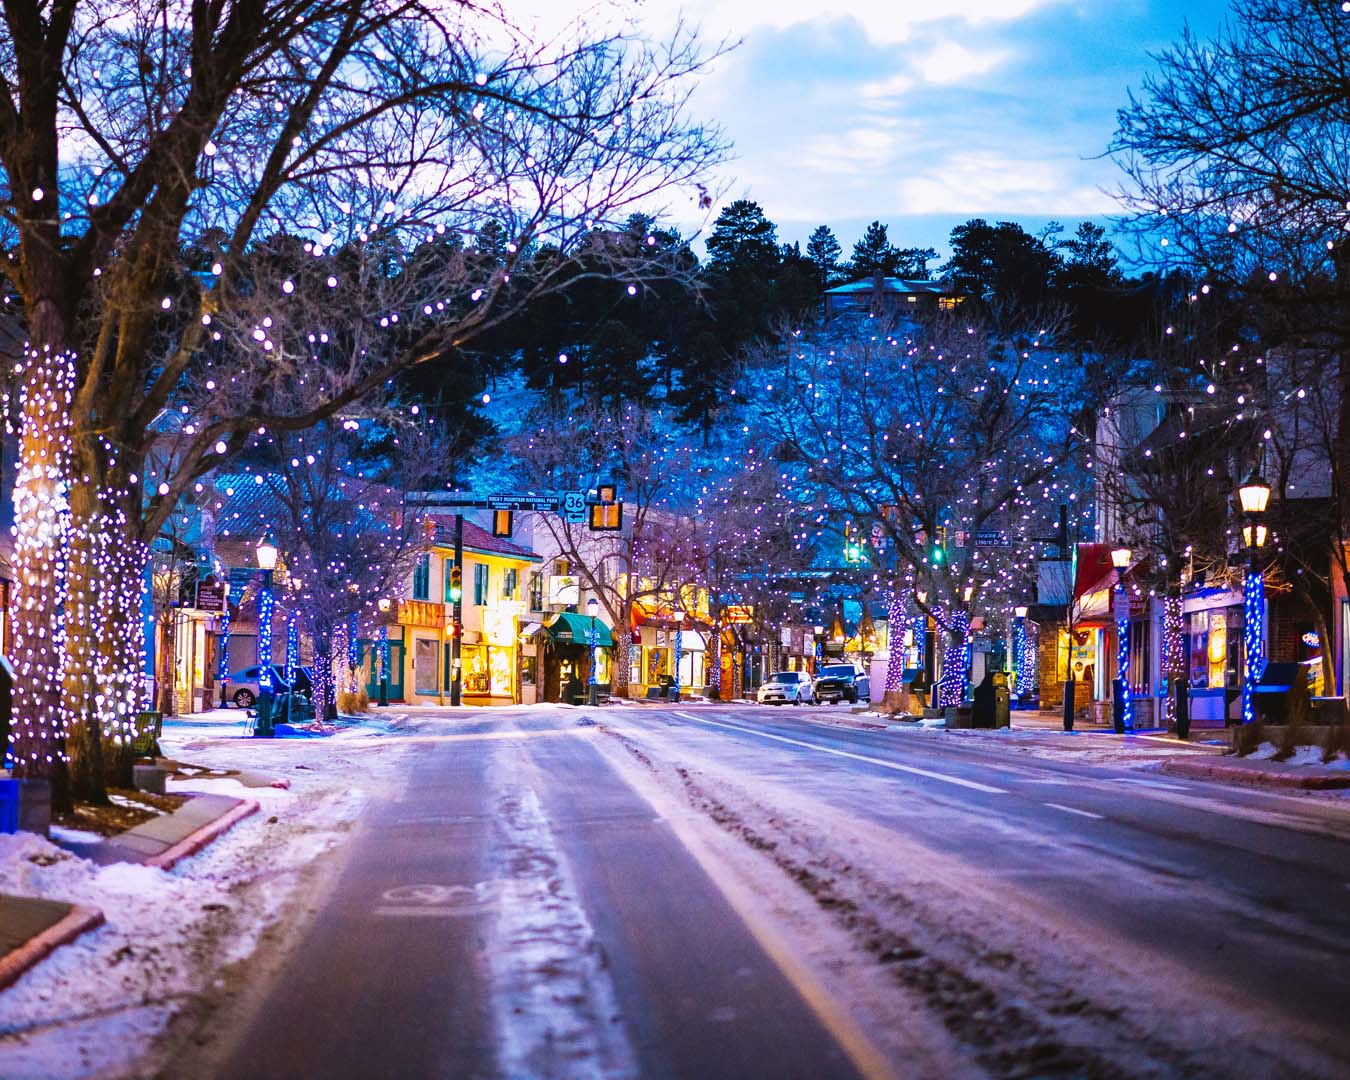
(820, 666, 854, 678)
(770, 672, 800, 683)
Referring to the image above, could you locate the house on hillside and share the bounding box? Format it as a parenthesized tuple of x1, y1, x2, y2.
(823, 277, 960, 321)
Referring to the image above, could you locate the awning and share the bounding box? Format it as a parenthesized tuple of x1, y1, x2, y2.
(519, 622, 542, 639)
(545, 611, 614, 648)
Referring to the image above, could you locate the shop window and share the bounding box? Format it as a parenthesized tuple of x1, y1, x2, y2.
(503, 568, 518, 600)
(528, 571, 544, 612)
(522, 654, 537, 686)
(1128, 618, 1150, 696)
(473, 563, 490, 606)
(412, 554, 430, 601)
(630, 648, 643, 687)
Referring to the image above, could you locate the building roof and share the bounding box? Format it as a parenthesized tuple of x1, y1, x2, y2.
(431, 515, 540, 562)
(824, 277, 949, 296)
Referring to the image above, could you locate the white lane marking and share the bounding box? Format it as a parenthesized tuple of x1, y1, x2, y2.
(1108, 777, 1186, 791)
(1043, 802, 1104, 820)
(674, 712, 1008, 794)
(1020, 779, 1073, 786)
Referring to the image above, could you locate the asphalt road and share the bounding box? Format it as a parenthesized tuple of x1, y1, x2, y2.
(217, 702, 1350, 1079)
(218, 708, 866, 1080)
(619, 705, 1350, 1054)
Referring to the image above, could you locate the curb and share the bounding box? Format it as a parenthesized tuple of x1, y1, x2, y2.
(1160, 758, 1350, 790)
(0, 904, 104, 992)
(146, 798, 261, 870)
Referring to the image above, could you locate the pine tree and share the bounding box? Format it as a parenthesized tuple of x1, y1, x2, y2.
(805, 225, 842, 290)
(850, 220, 897, 279)
(705, 200, 780, 274)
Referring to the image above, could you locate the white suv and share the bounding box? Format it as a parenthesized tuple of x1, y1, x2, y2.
(757, 671, 817, 705)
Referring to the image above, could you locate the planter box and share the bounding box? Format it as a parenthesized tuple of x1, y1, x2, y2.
(18, 778, 51, 837)
(133, 765, 168, 795)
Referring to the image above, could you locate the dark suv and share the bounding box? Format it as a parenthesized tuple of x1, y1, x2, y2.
(814, 664, 870, 704)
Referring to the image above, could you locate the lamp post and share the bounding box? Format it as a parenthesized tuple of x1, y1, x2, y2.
(813, 624, 824, 668)
(284, 608, 299, 729)
(1110, 542, 1133, 734)
(254, 533, 279, 737)
(586, 596, 600, 706)
(1238, 471, 1271, 726)
(377, 598, 391, 707)
(672, 608, 685, 701)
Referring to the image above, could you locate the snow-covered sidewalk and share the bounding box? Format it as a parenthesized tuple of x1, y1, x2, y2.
(0, 721, 411, 1079)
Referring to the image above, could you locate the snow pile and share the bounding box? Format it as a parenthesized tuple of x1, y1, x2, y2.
(1239, 742, 1350, 769)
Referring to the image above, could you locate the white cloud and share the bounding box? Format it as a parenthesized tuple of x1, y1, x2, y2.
(672, 0, 1057, 47)
(913, 42, 1012, 85)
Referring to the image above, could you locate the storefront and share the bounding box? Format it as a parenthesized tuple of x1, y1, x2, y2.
(540, 611, 613, 701)
(460, 605, 524, 704)
(1183, 587, 1243, 724)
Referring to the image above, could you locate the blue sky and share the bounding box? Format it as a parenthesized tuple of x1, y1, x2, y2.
(585, 0, 1234, 259)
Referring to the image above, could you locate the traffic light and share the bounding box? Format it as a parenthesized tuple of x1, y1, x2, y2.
(842, 522, 865, 563)
(491, 509, 513, 538)
(931, 526, 947, 566)
(448, 564, 462, 604)
(588, 501, 622, 531)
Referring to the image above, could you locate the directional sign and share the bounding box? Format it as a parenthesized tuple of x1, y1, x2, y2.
(976, 529, 1012, 549)
(487, 493, 558, 512)
(228, 566, 256, 596)
(563, 490, 586, 523)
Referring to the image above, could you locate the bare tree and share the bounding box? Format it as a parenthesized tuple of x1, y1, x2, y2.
(510, 398, 700, 697)
(754, 313, 1093, 704)
(0, 0, 726, 793)
(203, 410, 445, 722)
(1111, 0, 1350, 696)
(688, 442, 813, 698)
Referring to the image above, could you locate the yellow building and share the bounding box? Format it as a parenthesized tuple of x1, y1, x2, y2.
(390, 517, 541, 706)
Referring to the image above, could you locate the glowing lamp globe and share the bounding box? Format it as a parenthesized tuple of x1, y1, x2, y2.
(1110, 544, 1132, 571)
(256, 534, 279, 571)
(1238, 472, 1271, 515)
(586, 597, 599, 618)
(1014, 605, 1029, 618)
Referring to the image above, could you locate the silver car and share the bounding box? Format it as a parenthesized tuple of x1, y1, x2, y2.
(757, 671, 817, 705)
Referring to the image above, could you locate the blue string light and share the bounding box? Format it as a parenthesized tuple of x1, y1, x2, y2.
(1242, 568, 1265, 724)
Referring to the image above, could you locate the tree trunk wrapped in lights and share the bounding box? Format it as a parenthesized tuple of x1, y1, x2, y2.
(6, 352, 75, 792)
(937, 609, 971, 708)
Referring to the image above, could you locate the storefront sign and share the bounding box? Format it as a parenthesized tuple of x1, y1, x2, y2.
(481, 608, 517, 646)
(194, 580, 227, 613)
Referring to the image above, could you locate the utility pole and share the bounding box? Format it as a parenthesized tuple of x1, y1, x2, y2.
(451, 513, 464, 706)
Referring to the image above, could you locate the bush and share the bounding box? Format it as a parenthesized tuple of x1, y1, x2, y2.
(337, 690, 359, 715)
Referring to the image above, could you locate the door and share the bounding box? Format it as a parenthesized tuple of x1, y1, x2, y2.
(414, 638, 439, 695)
(363, 640, 406, 701)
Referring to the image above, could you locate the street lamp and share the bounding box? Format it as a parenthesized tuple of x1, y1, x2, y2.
(377, 598, 391, 707)
(1110, 542, 1133, 734)
(813, 623, 825, 667)
(254, 533, 279, 737)
(1239, 471, 1270, 725)
(586, 596, 600, 706)
(672, 608, 685, 701)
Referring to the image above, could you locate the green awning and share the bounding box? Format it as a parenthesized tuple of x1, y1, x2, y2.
(545, 611, 614, 648)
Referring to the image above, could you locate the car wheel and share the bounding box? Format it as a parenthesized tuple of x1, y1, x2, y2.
(847, 691, 858, 704)
(232, 689, 256, 708)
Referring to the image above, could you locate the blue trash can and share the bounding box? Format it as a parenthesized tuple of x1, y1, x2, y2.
(0, 778, 18, 834)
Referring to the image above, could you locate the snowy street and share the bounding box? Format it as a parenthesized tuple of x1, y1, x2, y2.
(6, 702, 1340, 1079)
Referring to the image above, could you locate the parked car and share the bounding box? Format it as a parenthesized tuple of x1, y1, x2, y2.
(814, 664, 871, 704)
(227, 665, 314, 708)
(757, 671, 817, 705)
